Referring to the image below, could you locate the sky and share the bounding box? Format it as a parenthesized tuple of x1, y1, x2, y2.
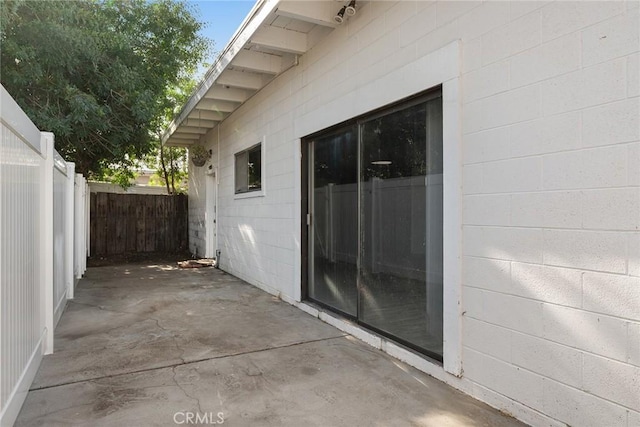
(189, 1, 256, 60)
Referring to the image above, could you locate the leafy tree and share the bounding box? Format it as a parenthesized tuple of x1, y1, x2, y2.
(0, 0, 209, 177)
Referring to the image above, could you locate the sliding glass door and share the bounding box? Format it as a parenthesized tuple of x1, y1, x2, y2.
(307, 90, 443, 360)
(308, 125, 358, 316)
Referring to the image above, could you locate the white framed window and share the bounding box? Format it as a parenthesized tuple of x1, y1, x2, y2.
(234, 139, 266, 199)
(235, 143, 261, 194)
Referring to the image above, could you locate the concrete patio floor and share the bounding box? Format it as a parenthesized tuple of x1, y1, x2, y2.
(16, 262, 525, 426)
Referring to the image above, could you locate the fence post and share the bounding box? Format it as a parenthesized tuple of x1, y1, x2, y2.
(40, 132, 55, 355)
(85, 179, 90, 260)
(66, 162, 75, 299)
(75, 174, 88, 278)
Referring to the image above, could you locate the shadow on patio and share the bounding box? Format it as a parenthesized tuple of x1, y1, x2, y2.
(16, 263, 525, 426)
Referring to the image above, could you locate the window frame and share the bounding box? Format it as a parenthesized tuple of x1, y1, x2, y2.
(234, 140, 266, 199)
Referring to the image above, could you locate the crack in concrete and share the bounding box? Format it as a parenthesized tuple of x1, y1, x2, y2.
(172, 366, 203, 414)
(29, 334, 347, 392)
(69, 299, 188, 363)
(152, 317, 186, 364)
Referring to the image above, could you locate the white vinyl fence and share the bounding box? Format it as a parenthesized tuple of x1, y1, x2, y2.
(0, 85, 88, 426)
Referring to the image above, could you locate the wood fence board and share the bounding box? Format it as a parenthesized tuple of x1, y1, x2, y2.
(95, 193, 108, 256)
(125, 196, 137, 252)
(90, 193, 97, 256)
(144, 195, 156, 252)
(135, 195, 146, 252)
(89, 193, 188, 256)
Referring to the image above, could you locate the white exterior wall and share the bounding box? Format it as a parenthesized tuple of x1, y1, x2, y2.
(188, 2, 639, 426)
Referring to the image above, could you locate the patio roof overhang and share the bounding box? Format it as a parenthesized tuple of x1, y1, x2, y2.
(162, 0, 354, 147)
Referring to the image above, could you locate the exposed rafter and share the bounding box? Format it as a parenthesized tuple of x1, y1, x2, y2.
(172, 126, 209, 135)
(216, 69, 270, 90)
(250, 26, 308, 55)
(162, 0, 346, 147)
(182, 118, 219, 128)
(188, 110, 227, 122)
(169, 134, 199, 140)
(275, 1, 338, 28)
(231, 50, 283, 74)
(203, 85, 251, 103)
(195, 99, 239, 113)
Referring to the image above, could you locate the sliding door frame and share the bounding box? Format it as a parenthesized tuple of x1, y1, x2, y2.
(301, 87, 444, 362)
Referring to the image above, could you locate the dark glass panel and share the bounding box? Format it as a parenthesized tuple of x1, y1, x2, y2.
(359, 97, 443, 357)
(309, 125, 358, 316)
(248, 145, 261, 191)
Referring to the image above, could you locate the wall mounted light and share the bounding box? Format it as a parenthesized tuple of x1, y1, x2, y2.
(345, 0, 357, 16)
(334, 6, 346, 24)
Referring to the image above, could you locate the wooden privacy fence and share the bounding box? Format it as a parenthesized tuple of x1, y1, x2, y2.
(90, 193, 188, 256)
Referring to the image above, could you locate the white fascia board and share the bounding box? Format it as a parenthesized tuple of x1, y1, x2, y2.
(161, 0, 281, 145)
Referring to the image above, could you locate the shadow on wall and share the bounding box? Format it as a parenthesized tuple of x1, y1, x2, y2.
(463, 241, 637, 423)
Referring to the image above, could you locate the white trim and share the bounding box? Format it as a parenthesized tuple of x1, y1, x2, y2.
(292, 138, 302, 302)
(442, 72, 463, 377)
(296, 40, 463, 376)
(0, 331, 45, 427)
(233, 136, 267, 199)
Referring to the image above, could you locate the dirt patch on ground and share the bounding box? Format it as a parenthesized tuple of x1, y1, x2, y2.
(87, 252, 193, 267)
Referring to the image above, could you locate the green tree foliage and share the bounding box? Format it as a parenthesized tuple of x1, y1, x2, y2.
(143, 73, 197, 194)
(0, 0, 209, 176)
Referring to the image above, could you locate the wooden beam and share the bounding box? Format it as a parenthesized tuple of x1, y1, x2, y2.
(173, 126, 208, 135)
(182, 118, 218, 128)
(275, 1, 338, 28)
(250, 26, 308, 55)
(188, 110, 227, 122)
(216, 69, 268, 90)
(165, 139, 195, 147)
(195, 99, 239, 113)
(204, 85, 251, 103)
(231, 49, 283, 74)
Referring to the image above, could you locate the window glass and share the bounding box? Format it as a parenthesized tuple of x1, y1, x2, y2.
(306, 90, 444, 360)
(248, 145, 261, 191)
(235, 144, 261, 194)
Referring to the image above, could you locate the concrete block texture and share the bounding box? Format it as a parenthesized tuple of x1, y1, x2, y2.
(182, 1, 640, 425)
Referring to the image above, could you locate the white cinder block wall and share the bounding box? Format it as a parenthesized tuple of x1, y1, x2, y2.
(188, 2, 640, 426)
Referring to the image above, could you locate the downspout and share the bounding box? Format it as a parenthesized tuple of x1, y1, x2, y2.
(215, 124, 221, 268)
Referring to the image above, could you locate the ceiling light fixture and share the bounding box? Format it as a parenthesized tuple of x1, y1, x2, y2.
(345, 0, 357, 16)
(334, 6, 346, 24)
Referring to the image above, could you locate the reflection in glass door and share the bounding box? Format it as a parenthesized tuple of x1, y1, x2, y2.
(359, 97, 443, 358)
(308, 126, 358, 316)
(307, 90, 443, 360)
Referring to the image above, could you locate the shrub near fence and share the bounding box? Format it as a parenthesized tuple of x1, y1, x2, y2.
(90, 193, 188, 256)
